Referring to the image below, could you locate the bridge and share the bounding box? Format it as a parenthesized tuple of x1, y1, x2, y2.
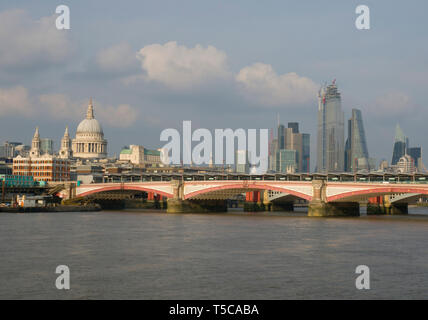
(58, 174, 428, 216)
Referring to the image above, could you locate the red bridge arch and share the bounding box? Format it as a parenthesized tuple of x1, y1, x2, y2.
(327, 186, 428, 202)
(184, 182, 313, 201)
(77, 184, 174, 199)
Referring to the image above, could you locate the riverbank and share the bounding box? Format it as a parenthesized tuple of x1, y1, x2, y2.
(0, 204, 101, 213)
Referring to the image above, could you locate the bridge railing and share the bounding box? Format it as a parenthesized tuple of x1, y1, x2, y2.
(99, 172, 428, 184)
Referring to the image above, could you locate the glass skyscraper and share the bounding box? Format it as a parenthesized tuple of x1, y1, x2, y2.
(316, 81, 344, 172)
(40, 138, 54, 155)
(302, 133, 310, 172)
(275, 122, 310, 173)
(344, 109, 370, 172)
(277, 124, 285, 150)
(276, 149, 297, 173)
(391, 124, 407, 165)
(408, 147, 422, 169)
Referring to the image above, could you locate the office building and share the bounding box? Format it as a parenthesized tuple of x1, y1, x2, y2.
(277, 124, 286, 150)
(302, 133, 310, 172)
(316, 80, 344, 172)
(120, 145, 162, 167)
(268, 137, 278, 172)
(396, 154, 415, 174)
(408, 147, 422, 170)
(276, 149, 297, 173)
(344, 109, 370, 172)
(13, 154, 70, 182)
(40, 138, 54, 155)
(391, 124, 407, 165)
(275, 122, 310, 173)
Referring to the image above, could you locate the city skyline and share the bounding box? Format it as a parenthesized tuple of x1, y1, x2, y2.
(0, 1, 427, 170)
(1, 1, 428, 302)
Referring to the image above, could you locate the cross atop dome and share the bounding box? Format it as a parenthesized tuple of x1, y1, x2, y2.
(33, 126, 40, 138)
(87, 98, 94, 120)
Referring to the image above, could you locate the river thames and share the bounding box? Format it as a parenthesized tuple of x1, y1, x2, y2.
(1, 208, 427, 299)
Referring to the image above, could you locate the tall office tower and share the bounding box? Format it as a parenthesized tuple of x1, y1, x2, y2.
(288, 122, 299, 134)
(408, 147, 422, 170)
(316, 80, 345, 172)
(276, 149, 297, 173)
(391, 124, 407, 165)
(269, 138, 278, 172)
(275, 122, 310, 172)
(285, 126, 302, 171)
(277, 124, 286, 150)
(302, 133, 310, 172)
(344, 119, 352, 172)
(344, 109, 370, 172)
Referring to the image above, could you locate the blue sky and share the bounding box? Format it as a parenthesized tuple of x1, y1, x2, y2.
(0, 0, 427, 168)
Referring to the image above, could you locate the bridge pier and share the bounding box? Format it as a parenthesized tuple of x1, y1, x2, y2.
(244, 191, 265, 212)
(367, 196, 408, 215)
(308, 201, 360, 217)
(367, 203, 408, 215)
(166, 199, 227, 213)
(166, 181, 227, 213)
(262, 190, 294, 212)
(308, 180, 359, 217)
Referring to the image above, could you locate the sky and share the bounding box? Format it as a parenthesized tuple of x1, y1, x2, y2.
(0, 0, 427, 169)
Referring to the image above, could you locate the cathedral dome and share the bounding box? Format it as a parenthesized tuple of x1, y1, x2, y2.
(76, 98, 103, 135)
(71, 98, 107, 159)
(76, 118, 103, 134)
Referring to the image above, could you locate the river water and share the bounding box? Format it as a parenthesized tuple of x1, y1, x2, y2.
(1, 207, 427, 299)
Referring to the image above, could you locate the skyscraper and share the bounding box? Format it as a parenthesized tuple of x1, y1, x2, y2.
(277, 124, 285, 150)
(268, 137, 278, 172)
(275, 122, 310, 172)
(316, 80, 344, 172)
(408, 147, 422, 169)
(302, 133, 310, 172)
(40, 138, 54, 155)
(344, 109, 370, 172)
(288, 122, 299, 134)
(344, 118, 352, 172)
(276, 149, 297, 173)
(391, 124, 406, 165)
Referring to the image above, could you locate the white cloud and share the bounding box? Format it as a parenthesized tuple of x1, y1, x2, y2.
(132, 41, 319, 108)
(96, 43, 138, 73)
(136, 41, 230, 89)
(236, 63, 318, 106)
(0, 87, 139, 128)
(0, 9, 71, 69)
(0, 86, 32, 116)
